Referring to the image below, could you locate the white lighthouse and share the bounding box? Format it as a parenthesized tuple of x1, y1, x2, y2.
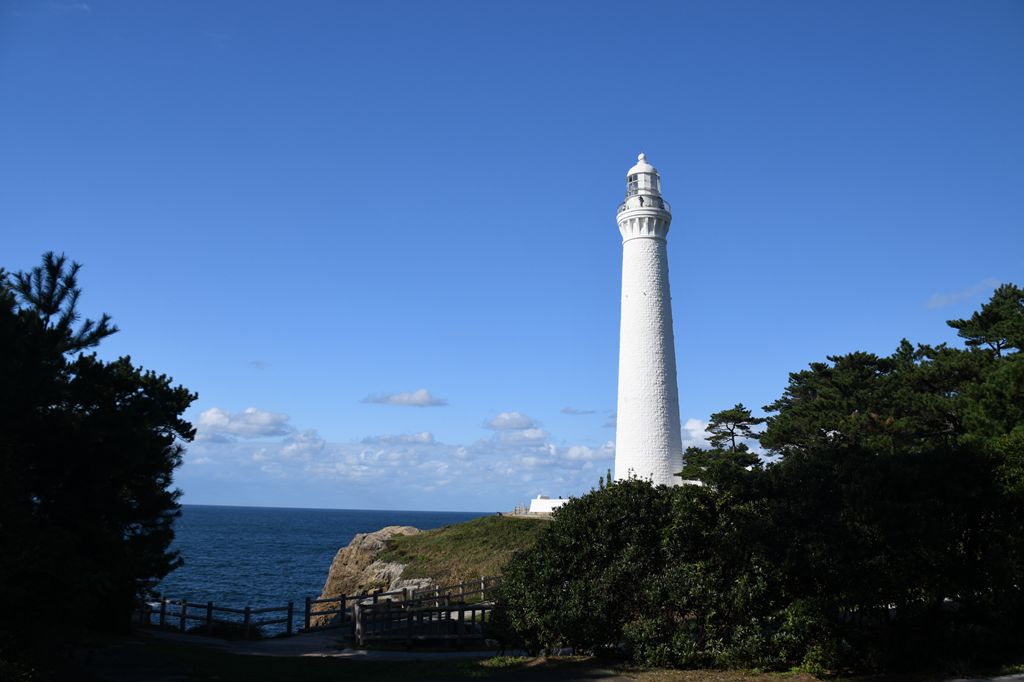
(614, 153, 683, 486)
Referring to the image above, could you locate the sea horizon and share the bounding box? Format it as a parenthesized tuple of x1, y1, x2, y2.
(179, 501, 491, 514)
(158, 504, 490, 631)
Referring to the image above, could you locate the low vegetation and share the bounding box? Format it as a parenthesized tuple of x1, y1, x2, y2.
(379, 515, 550, 586)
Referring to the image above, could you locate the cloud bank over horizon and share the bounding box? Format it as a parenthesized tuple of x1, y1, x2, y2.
(180, 404, 720, 510)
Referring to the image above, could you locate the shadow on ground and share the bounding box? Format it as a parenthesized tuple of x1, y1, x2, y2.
(71, 633, 629, 682)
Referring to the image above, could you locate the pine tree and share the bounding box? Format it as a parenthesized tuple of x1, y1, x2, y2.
(0, 253, 195, 665)
(947, 283, 1024, 357)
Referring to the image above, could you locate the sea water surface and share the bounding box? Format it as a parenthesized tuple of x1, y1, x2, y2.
(158, 505, 486, 610)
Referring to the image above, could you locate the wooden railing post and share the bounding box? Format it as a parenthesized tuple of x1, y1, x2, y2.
(458, 581, 465, 601)
(206, 601, 214, 630)
(286, 601, 294, 636)
(304, 597, 311, 630)
(353, 602, 364, 647)
(159, 598, 167, 628)
(179, 600, 188, 632)
(480, 575, 486, 597)
(406, 606, 413, 648)
(243, 606, 251, 640)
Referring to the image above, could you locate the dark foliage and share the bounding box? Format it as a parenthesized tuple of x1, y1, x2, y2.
(678, 403, 762, 491)
(947, 283, 1024, 357)
(498, 285, 1024, 674)
(0, 253, 195, 667)
(493, 479, 670, 654)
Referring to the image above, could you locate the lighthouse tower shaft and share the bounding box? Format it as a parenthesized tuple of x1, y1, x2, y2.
(614, 154, 683, 485)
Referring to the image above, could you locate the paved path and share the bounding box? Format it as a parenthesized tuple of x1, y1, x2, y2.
(141, 627, 500, 660)
(134, 629, 1024, 680)
(77, 626, 622, 679)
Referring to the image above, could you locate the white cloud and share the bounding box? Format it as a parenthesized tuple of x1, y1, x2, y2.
(485, 411, 537, 430)
(364, 388, 447, 407)
(926, 278, 1000, 309)
(496, 427, 549, 444)
(561, 407, 596, 415)
(520, 455, 551, 468)
(363, 432, 435, 445)
(682, 418, 710, 449)
(281, 430, 325, 461)
(565, 441, 615, 462)
(197, 407, 292, 440)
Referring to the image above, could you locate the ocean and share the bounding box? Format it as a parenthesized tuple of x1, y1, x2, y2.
(156, 504, 487, 613)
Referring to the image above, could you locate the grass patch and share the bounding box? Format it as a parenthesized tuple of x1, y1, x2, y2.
(481, 656, 532, 668)
(378, 515, 550, 585)
(616, 670, 819, 682)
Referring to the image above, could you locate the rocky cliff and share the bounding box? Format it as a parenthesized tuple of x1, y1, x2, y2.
(309, 516, 550, 628)
(310, 525, 433, 627)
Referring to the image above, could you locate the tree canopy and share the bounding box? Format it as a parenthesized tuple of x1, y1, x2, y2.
(0, 253, 195, 670)
(498, 284, 1024, 674)
(678, 403, 761, 489)
(947, 283, 1024, 357)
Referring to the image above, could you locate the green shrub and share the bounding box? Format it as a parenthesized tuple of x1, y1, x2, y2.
(497, 479, 670, 654)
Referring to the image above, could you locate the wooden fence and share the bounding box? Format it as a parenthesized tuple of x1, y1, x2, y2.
(302, 586, 408, 632)
(409, 575, 500, 605)
(136, 598, 295, 638)
(354, 599, 496, 647)
(353, 576, 502, 646)
(137, 575, 501, 644)
(303, 575, 501, 631)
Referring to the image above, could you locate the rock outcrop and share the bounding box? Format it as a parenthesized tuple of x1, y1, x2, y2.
(310, 525, 432, 627)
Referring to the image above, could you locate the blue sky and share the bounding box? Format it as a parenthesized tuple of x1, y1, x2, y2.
(2, 0, 1021, 511)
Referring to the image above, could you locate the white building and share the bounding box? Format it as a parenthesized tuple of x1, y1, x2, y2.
(613, 153, 683, 486)
(527, 495, 569, 514)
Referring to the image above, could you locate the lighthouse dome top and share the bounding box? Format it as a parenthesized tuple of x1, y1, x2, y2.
(627, 152, 658, 176)
(618, 152, 671, 217)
